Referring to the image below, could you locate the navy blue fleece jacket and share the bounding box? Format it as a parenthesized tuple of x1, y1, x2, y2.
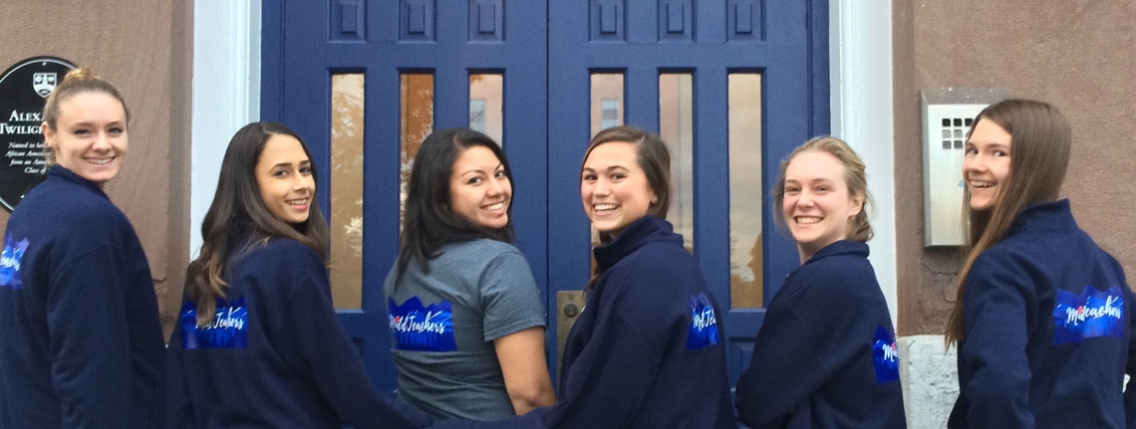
(735, 240, 905, 429)
(432, 216, 734, 429)
(948, 199, 1136, 428)
(0, 165, 164, 429)
(165, 236, 431, 428)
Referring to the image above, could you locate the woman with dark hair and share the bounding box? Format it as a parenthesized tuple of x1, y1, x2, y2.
(0, 68, 164, 428)
(946, 99, 1136, 428)
(431, 126, 734, 429)
(734, 136, 905, 428)
(165, 122, 431, 428)
(384, 128, 554, 420)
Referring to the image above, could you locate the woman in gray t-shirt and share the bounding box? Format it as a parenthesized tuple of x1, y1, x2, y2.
(384, 129, 554, 420)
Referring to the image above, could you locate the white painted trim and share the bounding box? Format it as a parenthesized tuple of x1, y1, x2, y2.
(830, 0, 898, 328)
(191, 0, 262, 258)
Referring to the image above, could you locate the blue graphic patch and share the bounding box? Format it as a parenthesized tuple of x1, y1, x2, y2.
(180, 297, 249, 350)
(686, 293, 720, 350)
(872, 326, 900, 383)
(0, 233, 30, 290)
(1052, 285, 1125, 345)
(388, 297, 457, 352)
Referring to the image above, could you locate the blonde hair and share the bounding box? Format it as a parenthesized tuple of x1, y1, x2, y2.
(41, 68, 130, 166)
(772, 136, 874, 242)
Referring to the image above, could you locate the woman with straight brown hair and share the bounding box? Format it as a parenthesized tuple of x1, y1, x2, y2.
(946, 99, 1136, 428)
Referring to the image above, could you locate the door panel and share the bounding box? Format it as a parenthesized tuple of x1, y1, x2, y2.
(263, 0, 826, 393)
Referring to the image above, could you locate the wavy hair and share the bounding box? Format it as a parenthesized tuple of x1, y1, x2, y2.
(185, 122, 330, 325)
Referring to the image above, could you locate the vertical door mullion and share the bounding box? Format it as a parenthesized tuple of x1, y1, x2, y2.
(692, 68, 730, 301)
(361, 63, 400, 310)
(625, 67, 659, 132)
(433, 67, 466, 130)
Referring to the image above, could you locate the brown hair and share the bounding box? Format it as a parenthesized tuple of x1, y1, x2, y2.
(186, 122, 330, 325)
(581, 126, 672, 288)
(41, 68, 131, 166)
(772, 136, 873, 243)
(396, 129, 516, 280)
(945, 99, 1071, 345)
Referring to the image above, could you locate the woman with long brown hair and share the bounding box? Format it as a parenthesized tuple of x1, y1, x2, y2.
(164, 122, 430, 428)
(946, 99, 1135, 427)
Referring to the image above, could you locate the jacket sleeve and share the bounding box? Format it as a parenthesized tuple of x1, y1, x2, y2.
(279, 249, 432, 429)
(47, 244, 132, 428)
(956, 254, 1034, 428)
(734, 269, 869, 428)
(1120, 267, 1136, 428)
(531, 262, 672, 428)
(428, 261, 675, 429)
(164, 310, 193, 429)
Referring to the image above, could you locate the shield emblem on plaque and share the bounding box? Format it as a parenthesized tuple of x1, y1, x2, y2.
(33, 72, 57, 98)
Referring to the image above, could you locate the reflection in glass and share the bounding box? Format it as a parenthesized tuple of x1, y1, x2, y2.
(590, 73, 624, 137)
(469, 74, 503, 144)
(400, 73, 435, 232)
(330, 73, 365, 309)
(658, 73, 694, 252)
(729, 73, 764, 308)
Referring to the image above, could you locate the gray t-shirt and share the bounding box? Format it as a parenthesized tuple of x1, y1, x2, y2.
(383, 239, 547, 420)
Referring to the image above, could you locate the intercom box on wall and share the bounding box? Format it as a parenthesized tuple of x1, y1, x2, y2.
(920, 88, 1011, 247)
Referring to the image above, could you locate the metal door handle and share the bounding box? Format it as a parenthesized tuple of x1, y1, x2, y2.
(563, 303, 579, 318)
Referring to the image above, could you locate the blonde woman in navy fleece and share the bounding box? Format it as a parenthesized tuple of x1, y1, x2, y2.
(945, 99, 1136, 428)
(735, 137, 905, 428)
(432, 126, 734, 429)
(0, 68, 164, 429)
(164, 122, 430, 428)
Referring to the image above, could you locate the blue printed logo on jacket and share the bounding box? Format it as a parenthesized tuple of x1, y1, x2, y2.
(180, 297, 249, 349)
(872, 326, 899, 383)
(1052, 285, 1125, 345)
(687, 293, 720, 349)
(0, 233, 29, 290)
(388, 297, 457, 352)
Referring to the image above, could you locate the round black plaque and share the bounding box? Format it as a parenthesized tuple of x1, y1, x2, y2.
(0, 57, 76, 212)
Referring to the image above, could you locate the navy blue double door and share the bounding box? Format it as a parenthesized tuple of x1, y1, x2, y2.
(262, 0, 828, 396)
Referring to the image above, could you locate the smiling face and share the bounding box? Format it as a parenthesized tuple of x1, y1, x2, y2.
(580, 141, 657, 237)
(781, 150, 864, 262)
(963, 118, 1013, 212)
(41, 92, 128, 185)
(449, 145, 512, 229)
(255, 134, 314, 225)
